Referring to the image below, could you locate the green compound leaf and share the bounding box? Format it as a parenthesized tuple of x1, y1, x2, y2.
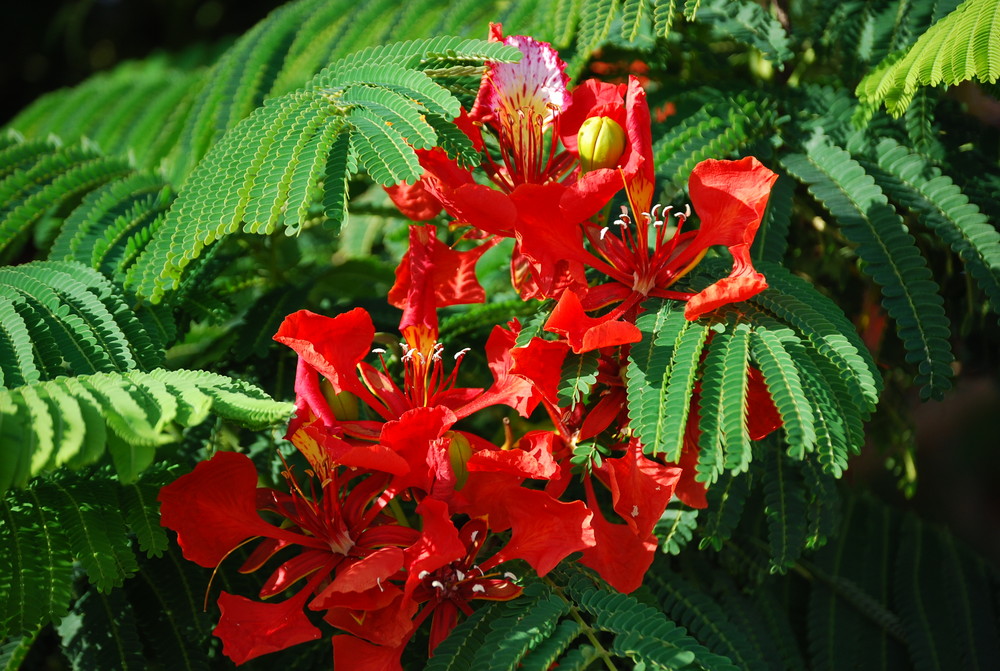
(129, 38, 521, 303)
(781, 138, 952, 400)
(557, 351, 600, 409)
(0, 369, 292, 493)
(857, 0, 1000, 116)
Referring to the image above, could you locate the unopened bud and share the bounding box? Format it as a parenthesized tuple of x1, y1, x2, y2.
(577, 116, 626, 173)
(446, 431, 473, 490)
(320, 379, 359, 420)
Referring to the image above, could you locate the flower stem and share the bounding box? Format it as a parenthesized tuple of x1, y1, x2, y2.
(543, 576, 618, 671)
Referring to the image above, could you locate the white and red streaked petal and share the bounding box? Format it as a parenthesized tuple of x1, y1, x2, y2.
(485, 35, 570, 125)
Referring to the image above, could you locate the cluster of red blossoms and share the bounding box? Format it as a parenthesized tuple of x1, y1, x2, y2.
(158, 25, 782, 670)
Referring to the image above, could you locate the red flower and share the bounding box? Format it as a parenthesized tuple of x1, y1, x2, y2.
(577, 150, 778, 319)
(406, 500, 522, 653)
(158, 452, 420, 663)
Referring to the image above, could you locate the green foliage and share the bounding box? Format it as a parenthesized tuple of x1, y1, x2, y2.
(557, 351, 600, 408)
(867, 138, 1000, 315)
(781, 136, 954, 399)
(645, 568, 772, 670)
(5, 61, 201, 173)
(427, 566, 744, 671)
(0, 368, 292, 492)
(691, 0, 794, 66)
(0, 261, 164, 387)
(653, 94, 779, 191)
(858, 0, 1000, 115)
(627, 265, 879, 488)
(0, 137, 134, 263)
(128, 37, 521, 303)
(625, 301, 708, 463)
(656, 502, 700, 555)
(0, 465, 177, 638)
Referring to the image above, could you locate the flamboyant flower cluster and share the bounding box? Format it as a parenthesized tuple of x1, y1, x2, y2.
(159, 24, 783, 669)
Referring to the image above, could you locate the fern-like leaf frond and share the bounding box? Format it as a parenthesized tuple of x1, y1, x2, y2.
(129, 38, 520, 302)
(857, 0, 1000, 116)
(781, 137, 953, 399)
(0, 369, 292, 492)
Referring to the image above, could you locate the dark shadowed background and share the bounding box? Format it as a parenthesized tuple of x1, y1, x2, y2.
(1, 0, 278, 125)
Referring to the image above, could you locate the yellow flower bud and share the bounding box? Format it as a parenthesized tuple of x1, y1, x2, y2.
(446, 431, 473, 490)
(577, 116, 626, 173)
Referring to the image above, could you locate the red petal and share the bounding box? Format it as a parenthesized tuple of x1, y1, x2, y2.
(389, 226, 494, 344)
(332, 636, 405, 671)
(404, 498, 466, 600)
(747, 365, 782, 440)
(673, 420, 708, 509)
(158, 452, 301, 568)
(423, 174, 518, 237)
(510, 337, 570, 407)
(683, 245, 768, 320)
(214, 590, 321, 664)
(545, 289, 641, 353)
(380, 406, 457, 496)
(622, 76, 654, 211)
(687, 157, 777, 250)
(450, 471, 526, 530)
(273, 309, 373, 396)
(466, 431, 558, 480)
(579, 505, 657, 593)
(486, 489, 595, 576)
(429, 600, 461, 656)
(457, 323, 541, 418)
(510, 183, 597, 296)
(259, 550, 334, 598)
(325, 594, 418, 648)
(597, 442, 681, 538)
(303, 422, 410, 475)
(310, 547, 405, 611)
(385, 178, 442, 221)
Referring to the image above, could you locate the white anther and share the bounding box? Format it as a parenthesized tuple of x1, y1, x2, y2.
(371, 347, 386, 354)
(454, 348, 471, 360)
(418, 570, 430, 579)
(474, 565, 485, 577)
(599, 227, 610, 240)
(377, 577, 384, 591)
(651, 204, 661, 219)
(619, 205, 629, 217)
(432, 351, 443, 361)
(683, 203, 691, 218)
(503, 572, 517, 581)
(431, 580, 445, 590)
(472, 584, 486, 594)
(470, 530, 479, 542)
(455, 570, 465, 581)
(631, 505, 639, 517)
